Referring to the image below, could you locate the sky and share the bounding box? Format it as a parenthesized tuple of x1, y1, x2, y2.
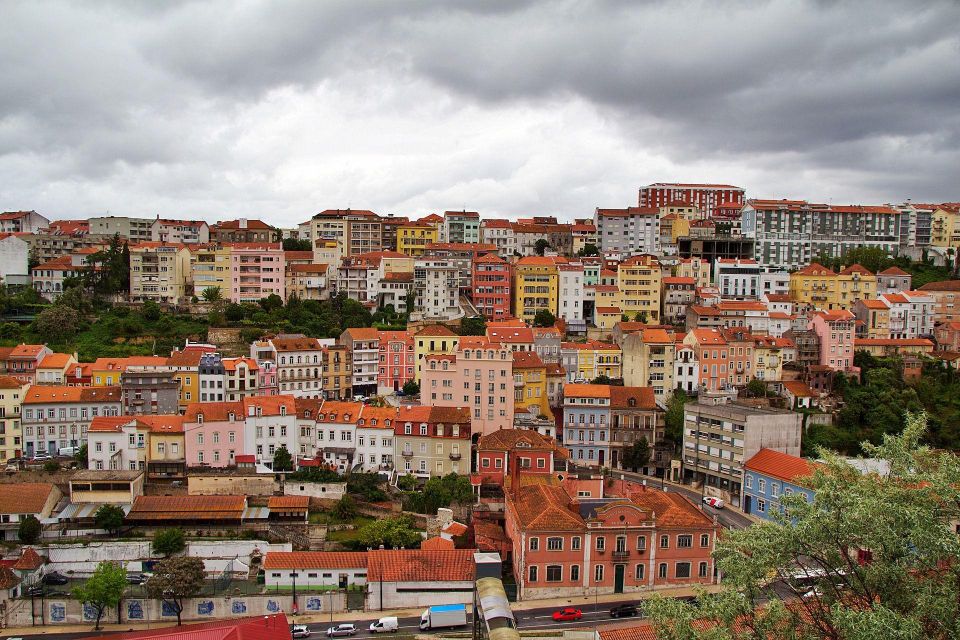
(1, 0, 958, 227)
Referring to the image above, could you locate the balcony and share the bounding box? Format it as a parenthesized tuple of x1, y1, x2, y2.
(449, 452, 462, 461)
(402, 450, 414, 458)
(612, 550, 630, 560)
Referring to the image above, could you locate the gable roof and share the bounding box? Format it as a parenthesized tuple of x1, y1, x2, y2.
(744, 448, 816, 484)
(128, 495, 246, 521)
(367, 549, 476, 582)
(0, 483, 57, 515)
(263, 552, 367, 570)
(23, 385, 121, 404)
(509, 484, 584, 531)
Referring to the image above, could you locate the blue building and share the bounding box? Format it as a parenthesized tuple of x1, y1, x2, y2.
(742, 448, 816, 522)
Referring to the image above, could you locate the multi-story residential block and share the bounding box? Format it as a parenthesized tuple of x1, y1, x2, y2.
(618, 255, 662, 322)
(661, 277, 696, 324)
(88, 215, 153, 242)
(808, 310, 856, 373)
(608, 386, 665, 473)
(853, 337, 935, 358)
(683, 329, 729, 393)
(934, 321, 960, 351)
(931, 204, 960, 248)
(532, 326, 563, 363)
(243, 395, 300, 467)
(674, 343, 700, 394)
(167, 346, 210, 410)
(129, 243, 192, 304)
(252, 335, 326, 398)
(622, 329, 676, 400)
(917, 280, 960, 325)
(198, 352, 226, 402)
(340, 327, 380, 397)
(562, 383, 612, 467)
(182, 401, 244, 467)
(320, 345, 352, 400)
(570, 340, 622, 382)
(394, 406, 471, 478)
(714, 258, 762, 300)
(558, 262, 586, 333)
(22, 385, 121, 456)
(675, 257, 711, 288)
(1, 344, 52, 385)
(475, 428, 568, 486)
(198, 353, 259, 402)
(335, 250, 414, 308)
(487, 322, 536, 353)
(120, 368, 180, 415)
(87, 414, 184, 472)
(853, 298, 892, 339)
(639, 183, 745, 219)
(190, 243, 231, 296)
(31, 254, 84, 301)
(480, 218, 515, 256)
(880, 291, 936, 339)
(506, 479, 718, 599)
(511, 218, 573, 257)
(0, 210, 50, 234)
(397, 220, 439, 257)
(211, 219, 276, 243)
(25, 230, 113, 266)
(354, 405, 396, 473)
(877, 266, 912, 294)
(228, 243, 286, 302)
(379, 215, 408, 252)
(512, 256, 559, 323)
(743, 199, 899, 269)
(414, 257, 462, 321)
(377, 330, 415, 395)
(571, 221, 598, 255)
(150, 218, 209, 244)
(421, 337, 514, 435)
(788, 263, 877, 310)
(750, 335, 785, 381)
(513, 351, 552, 422)
(258, 360, 278, 396)
(682, 398, 802, 505)
(595, 207, 660, 255)
(442, 211, 481, 244)
(742, 448, 816, 521)
(313, 401, 362, 473)
(308, 209, 383, 258)
(424, 242, 496, 297)
(0, 376, 25, 462)
(413, 325, 459, 381)
(472, 252, 512, 320)
(893, 202, 935, 249)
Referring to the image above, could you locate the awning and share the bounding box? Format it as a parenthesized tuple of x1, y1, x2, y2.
(55, 502, 132, 520)
(243, 506, 271, 520)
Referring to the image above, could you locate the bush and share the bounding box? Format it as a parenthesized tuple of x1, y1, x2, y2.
(153, 528, 186, 556)
(18, 515, 41, 544)
(43, 460, 61, 474)
(142, 300, 162, 322)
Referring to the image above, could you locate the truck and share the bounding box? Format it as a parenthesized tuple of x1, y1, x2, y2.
(419, 604, 467, 630)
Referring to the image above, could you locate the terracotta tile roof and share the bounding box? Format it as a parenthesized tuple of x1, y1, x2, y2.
(782, 381, 816, 398)
(128, 495, 246, 521)
(420, 536, 455, 550)
(690, 329, 726, 345)
(512, 351, 545, 369)
(814, 309, 855, 322)
(663, 276, 696, 285)
(223, 357, 258, 372)
(795, 262, 836, 276)
(264, 551, 368, 570)
(244, 395, 297, 417)
(367, 549, 476, 582)
(609, 386, 657, 410)
(183, 401, 245, 422)
(509, 484, 583, 531)
(878, 266, 910, 276)
(23, 385, 121, 404)
(563, 383, 613, 399)
(13, 547, 44, 571)
(477, 429, 568, 459)
(416, 325, 457, 337)
(0, 566, 20, 590)
(855, 338, 935, 347)
(442, 522, 468, 537)
(38, 353, 73, 369)
(342, 327, 380, 341)
(289, 263, 329, 274)
(267, 496, 309, 510)
(717, 301, 769, 312)
(486, 327, 535, 343)
(919, 280, 960, 292)
(764, 293, 792, 302)
(92, 356, 169, 371)
(394, 406, 472, 434)
(744, 448, 818, 485)
(0, 376, 23, 389)
(859, 299, 890, 309)
(89, 416, 131, 432)
(216, 219, 273, 230)
(167, 350, 206, 367)
(544, 362, 566, 376)
(316, 401, 364, 424)
(9, 344, 46, 359)
(0, 483, 57, 515)
(270, 336, 324, 352)
(595, 306, 622, 314)
(358, 405, 400, 427)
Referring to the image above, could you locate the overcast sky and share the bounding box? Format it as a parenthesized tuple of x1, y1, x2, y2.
(2, 0, 958, 227)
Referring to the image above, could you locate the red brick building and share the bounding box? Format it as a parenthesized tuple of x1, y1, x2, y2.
(472, 252, 512, 320)
(638, 182, 745, 219)
(474, 428, 568, 488)
(377, 330, 415, 394)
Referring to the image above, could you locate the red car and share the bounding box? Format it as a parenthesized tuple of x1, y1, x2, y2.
(552, 608, 583, 622)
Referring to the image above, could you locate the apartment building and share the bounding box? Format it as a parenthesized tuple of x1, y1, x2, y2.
(513, 351, 552, 421)
(1, 344, 53, 385)
(252, 335, 326, 398)
(558, 262, 586, 333)
(211, 219, 276, 243)
(931, 204, 960, 248)
(379, 215, 408, 252)
(377, 330, 415, 395)
(308, 209, 383, 257)
(472, 253, 512, 320)
(682, 399, 802, 505)
(639, 183, 745, 219)
(618, 255, 662, 322)
(313, 401, 363, 473)
(0, 377, 25, 462)
(877, 266, 912, 294)
(661, 276, 696, 324)
(853, 299, 891, 339)
(413, 325, 459, 381)
(394, 406, 471, 478)
(480, 219, 515, 256)
(788, 263, 877, 310)
(676, 257, 712, 289)
(808, 310, 856, 372)
(397, 221, 439, 257)
(129, 243, 192, 304)
(0, 210, 50, 234)
(225, 243, 285, 302)
(150, 219, 210, 244)
(893, 202, 935, 249)
(286, 263, 330, 301)
(475, 429, 568, 486)
(120, 368, 180, 415)
(621, 329, 676, 400)
(594, 207, 660, 255)
(22, 385, 122, 456)
(87, 414, 184, 473)
(320, 346, 353, 400)
(571, 222, 598, 255)
(424, 242, 496, 297)
(442, 211, 481, 244)
(182, 401, 244, 468)
(354, 405, 397, 473)
(25, 231, 112, 266)
(414, 257, 462, 321)
(918, 280, 960, 325)
(674, 343, 700, 394)
(880, 290, 935, 339)
(513, 256, 560, 323)
(190, 244, 231, 297)
(340, 327, 380, 397)
(714, 258, 762, 299)
(88, 215, 154, 242)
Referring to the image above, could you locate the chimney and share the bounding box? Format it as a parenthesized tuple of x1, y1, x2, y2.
(240, 218, 248, 229)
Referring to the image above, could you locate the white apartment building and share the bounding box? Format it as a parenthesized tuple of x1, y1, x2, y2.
(244, 396, 299, 467)
(129, 243, 192, 305)
(251, 335, 326, 398)
(150, 219, 210, 244)
(21, 385, 122, 457)
(414, 257, 462, 321)
(558, 263, 586, 333)
(881, 291, 936, 339)
(88, 216, 154, 242)
(594, 207, 660, 255)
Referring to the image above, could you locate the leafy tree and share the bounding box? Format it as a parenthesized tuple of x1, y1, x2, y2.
(259, 293, 284, 313)
(201, 286, 222, 302)
(646, 412, 960, 640)
(743, 378, 768, 398)
(346, 472, 389, 501)
(401, 380, 420, 396)
(404, 289, 417, 314)
(74, 444, 88, 469)
(333, 495, 358, 521)
(57, 286, 93, 315)
(142, 300, 162, 322)
(664, 388, 693, 448)
(282, 238, 312, 251)
(73, 561, 127, 630)
(94, 504, 125, 536)
(82, 234, 130, 296)
(404, 473, 473, 514)
(153, 528, 186, 557)
(0, 322, 21, 341)
(32, 305, 81, 344)
(288, 467, 343, 483)
(225, 303, 244, 322)
(634, 311, 648, 323)
(272, 445, 293, 472)
(43, 460, 61, 474)
(145, 557, 206, 626)
(459, 316, 487, 336)
(621, 437, 650, 472)
(357, 515, 422, 549)
(591, 374, 613, 385)
(18, 514, 41, 544)
(532, 309, 556, 327)
(577, 243, 599, 257)
(534, 239, 550, 256)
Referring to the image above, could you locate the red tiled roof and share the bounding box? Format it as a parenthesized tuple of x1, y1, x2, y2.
(367, 549, 476, 582)
(855, 338, 934, 347)
(23, 385, 120, 404)
(878, 266, 910, 276)
(0, 483, 57, 515)
(416, 325, 457, 337)
(267, 496, 309, 510)
(183, 401, 245, 422)
(420, 537, 455, 550)
(509, 484, 583, 531)
(38, 353, 73, 369)
(12, 547, 44, 571)
(782, 381, 816, 398)
(794, 262, 836, 276)
(918, 280, 960, 292)
(744, 448, 817, 484)
(441, 521, 468, 536)
(128, 495, 246, 521)
(512, 351, 545, 369)
(838, 264, 874, 276)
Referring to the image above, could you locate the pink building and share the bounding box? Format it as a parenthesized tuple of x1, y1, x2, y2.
(377, 330, 415, 395)
(257, 361, 278, 396)
(0, 344, 53, 385)
(183, 401, 245, 467)
(228, 243, 286, 303)
(809, 310, 857, 372)
(420, 336, 515, 436)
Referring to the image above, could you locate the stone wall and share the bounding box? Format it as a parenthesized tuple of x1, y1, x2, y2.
(188, 475, 278, 496)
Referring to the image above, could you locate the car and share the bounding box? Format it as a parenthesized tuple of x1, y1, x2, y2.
(326, 624, 357, 637)
(551, 608, 583, 622)
(5, 463, 19, 472)
(702, 496, 725, 509)
(27, 585, 44, 596)
(291, 625, 312, 638)
(609, 604, 640, 618)
(32, 453, 52, 462)
(126, 573, 145, 585)
(42, 572, 68, 586)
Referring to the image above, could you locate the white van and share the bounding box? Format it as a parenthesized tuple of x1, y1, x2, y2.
(57, 446, 78, 457)
(369, 617, 399, 633)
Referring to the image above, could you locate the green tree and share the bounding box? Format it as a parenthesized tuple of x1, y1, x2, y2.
(357, 515, 422, 549)
(282, 238, 312, 251)
(646, 412, 960, 640)
(534, 239, 550, 256)
(404, 473, 473, 514)
(74, 444, 88, 469)
(459, 316, 487, 336)
(346, 472, 388, 501)
(259, 293, 284, 313)
(577, 243, 599, 257)
(664, 388, 693, 448)
(743, 378, 768, 398)
(404, 289, 417, 314)
(634, 311, 648, 323)
(94, 504, 125, 536)
(18, 514, 41, 544)
(142, 300, 162, 322)
(532, 309, 556, 327)
(272, 445, 293, 472)
(591, 374, 613, 385)
(201, 286, 222, 302)
(43, 460, 61, 474)
(621, 437, 650, 472)
(145, 557, 206, 626)
(32, 305, 81, 344)
(153, 528, 186, 557)
(401, 380, 420, 396)
(333, 495, 357, 521)
(225, 303, 244, 322)
(73, 561, 127, 630)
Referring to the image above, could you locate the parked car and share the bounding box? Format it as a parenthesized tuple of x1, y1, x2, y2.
(609, 604, 640, 618)
(291, 625, 312, 638)
(126, 573, 145, 585)
(702, 496, 725, 509)
(42, 572, 68, 585)
(5, 463, 19, 473)
(326, 624, 357, 637)
(27, 585, 44, 596)
(32, 452, 52, 462)
(552, 608, 583, 622)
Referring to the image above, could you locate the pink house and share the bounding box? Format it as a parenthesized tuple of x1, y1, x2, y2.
(228, 243, 286, 303)
(808, 310, 858, 373)
(183, 401, 245, 467)
(257, 361, 278, 396)
(377, 330, 415, 395)
(420, 336, 515, 436)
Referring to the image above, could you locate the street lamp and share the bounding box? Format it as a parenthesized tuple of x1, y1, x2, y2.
(291, 571, 298, 617)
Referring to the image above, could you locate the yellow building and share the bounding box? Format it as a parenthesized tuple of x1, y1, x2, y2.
(397, 221, 439, 257)
(513, 256, 560, 323)
(617, 255, 662, 322)
(789, 263, 877, 310)
(932, 204, 960, 248)
(414, 325, 460, 382)
(676, 257, 711, 288)
(570, 340, 622, 381)
(129, 243, 193, 305)
(854, 299, 891, 339)
(750, 335, 785, 381)
(0, 376, 25, 462)
(167, 349, 204, 409)
(91, 356, 170, 387)
(621, 328, 675, 400)
(659, 202, 700, 221)
(190, 244, 232, 298)
(593, 306, 622, 332)
(147, 416, 186, 482)
(659, 213, 690, 245)
(512, 352, 552, 420)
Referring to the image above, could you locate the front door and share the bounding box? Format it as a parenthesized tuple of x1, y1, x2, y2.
(744, 495, 752, 514)
(614, 565, 625, 593)
(598, 449, 605, 466)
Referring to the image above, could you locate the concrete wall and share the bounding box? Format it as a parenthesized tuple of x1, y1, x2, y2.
(367, 580, 473, 611)
(188, 475, 277, 496)
(283, 482, 346, 500)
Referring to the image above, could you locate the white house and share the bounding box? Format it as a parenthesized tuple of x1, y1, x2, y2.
(0, 233, 29, 284)
(243, 396, 299, 467)
(263, 551, 368, 589)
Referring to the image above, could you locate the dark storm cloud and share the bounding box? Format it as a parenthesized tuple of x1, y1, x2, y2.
(0, 0, 958, 221)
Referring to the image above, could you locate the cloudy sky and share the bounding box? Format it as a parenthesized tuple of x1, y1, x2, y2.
(2, 0, 958, 226)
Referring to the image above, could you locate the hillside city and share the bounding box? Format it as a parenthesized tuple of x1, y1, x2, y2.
(0, 184, 959, 638)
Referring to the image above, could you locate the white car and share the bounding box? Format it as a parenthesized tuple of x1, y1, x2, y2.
(291, 625, 312, 638)
(702, 496, 725, 509)
(327, 624, 357, 637)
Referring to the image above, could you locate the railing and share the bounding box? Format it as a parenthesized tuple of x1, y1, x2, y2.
(449, 453, 462, 460)
(612, 550, 630, 560)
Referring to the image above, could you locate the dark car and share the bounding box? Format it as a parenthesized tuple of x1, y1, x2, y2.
(42, 572, 68, 585)
(27, 585, 44, 596)
(609, 604, 640, 618)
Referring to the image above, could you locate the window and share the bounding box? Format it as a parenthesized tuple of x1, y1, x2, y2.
(675, 562, 691, 579)
(699, 562, 708, 578)
(528, 566, 537, 582)
(677, 535, 692, 548)
(757, 499, 766, 513)
(658, 563, 667, 579)
(660, 535, 669, 549)
(758, 478, 766, 492)
(635, 564, 645, 580)
(745, 475, 753, 489)
(529, 537, 539, 551)
(637, 536, 646, 550)
(571, 536, 581, 551)
(771, 483, 779, 498)
(547, 537, 563, 551)
(700, 534, 710, 547)
(596, 536, 605, 551)
(546, 565, 562, 582)
(570, 565, 580, 582)
(594, 565, 604, 582)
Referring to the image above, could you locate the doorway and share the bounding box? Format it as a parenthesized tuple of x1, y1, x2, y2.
(614, 565, 625, 593)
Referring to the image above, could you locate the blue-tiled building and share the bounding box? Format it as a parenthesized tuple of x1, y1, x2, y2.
(742, 448, 816, 522)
